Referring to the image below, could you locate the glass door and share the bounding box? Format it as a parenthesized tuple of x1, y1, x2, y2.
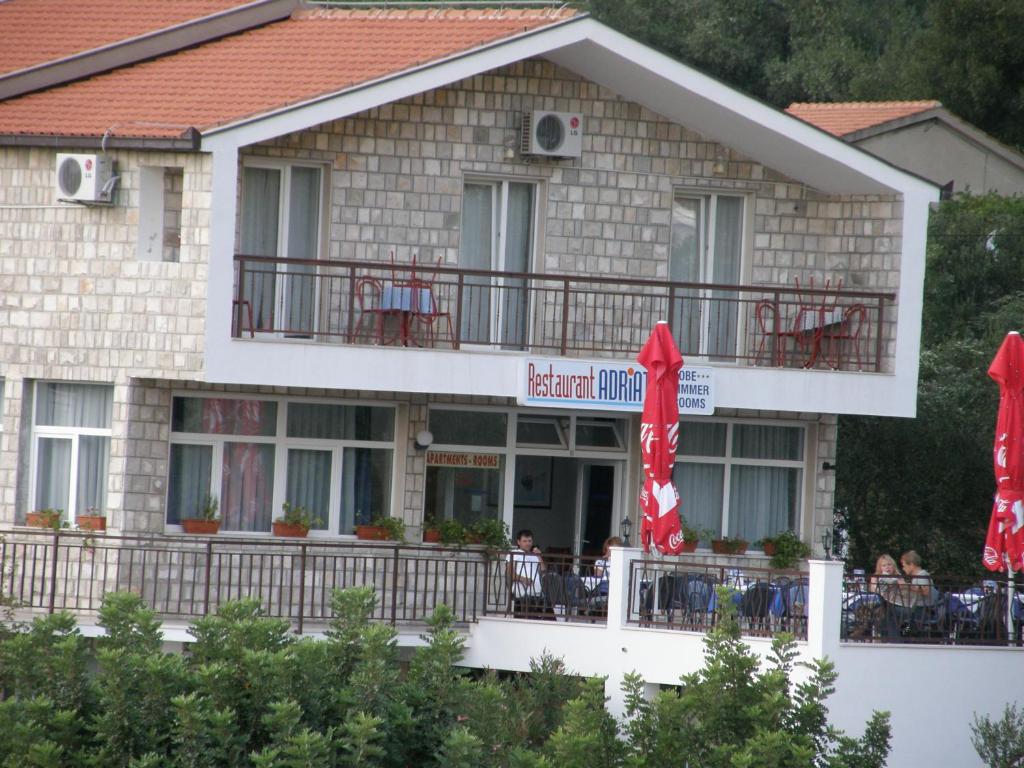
(459, 180, 534, 348)
(574, 460, 619, 558)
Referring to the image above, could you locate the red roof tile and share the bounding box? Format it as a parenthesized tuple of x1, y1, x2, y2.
(0, 0, 251, 76)
(785, 101, 942, 137)
(0, 7, 579, 140)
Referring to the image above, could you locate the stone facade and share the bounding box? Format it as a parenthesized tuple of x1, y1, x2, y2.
(1, 60, 870, 540)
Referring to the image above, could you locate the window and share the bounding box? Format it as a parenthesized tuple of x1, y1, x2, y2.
(459, 179, 537, 347)
(168, 397, 394, 534)
(670, 192, 745, 359)
(672, 420, 803, 545)
(30, 382, 113, 522)
(240, 162, 325, 334)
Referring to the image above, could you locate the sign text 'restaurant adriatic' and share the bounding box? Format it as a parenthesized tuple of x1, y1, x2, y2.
(519, 359, 714, 414)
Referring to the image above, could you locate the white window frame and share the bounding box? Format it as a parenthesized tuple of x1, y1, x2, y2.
(669, 189, 752, 359)
(167, 393, 396, 538)
(673, 417, 807, 546)
(28, 381, 113, 523)
(239, 159, 330, 337)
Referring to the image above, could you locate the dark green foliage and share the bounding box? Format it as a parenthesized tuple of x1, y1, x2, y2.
(0, 588, 889, 767)
(971, 703, 1024, 768)
(838, 195, 1024, 579)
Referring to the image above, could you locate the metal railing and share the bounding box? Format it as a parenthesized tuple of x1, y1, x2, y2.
(233, 255, 895, 371)
(481, 551, 608, 624)
(0, 530, 493, 633)
(626, 559, 809, 640)
(841, 573, 1022, 646)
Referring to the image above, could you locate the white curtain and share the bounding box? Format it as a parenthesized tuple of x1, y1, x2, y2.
(500, 182, 533, 348)
(76, 435, 109, 515)
(672, 462, 724, 538)
(167, 444, 213, 524)
(459, 183, 493, 343)
(670, 197, 702, 354)
(728, 424, 802, 542)
(34, 437, 70, 512)
(36, 382, 112, 427)
(287, 449, 330, 530)
(240, 167, 281, 329)
(220, 442, 275, 532)
(708, 195, 743, 359)
(284, 166, 320, 334)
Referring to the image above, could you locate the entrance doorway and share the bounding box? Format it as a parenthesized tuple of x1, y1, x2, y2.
(510, 456, 620, 559)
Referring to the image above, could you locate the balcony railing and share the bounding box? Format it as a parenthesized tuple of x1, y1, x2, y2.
(233, 255, 895, 371)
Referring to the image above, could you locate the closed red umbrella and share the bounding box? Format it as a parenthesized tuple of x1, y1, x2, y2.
(637, 321, 686, 555)
(983, 331, 1024, 572)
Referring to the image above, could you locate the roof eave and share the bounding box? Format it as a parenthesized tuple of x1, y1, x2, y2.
(0, 129, 202, 151)
(0, 0, 298, 101)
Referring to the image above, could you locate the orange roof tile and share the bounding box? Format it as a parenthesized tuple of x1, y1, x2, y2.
(785, 101, 942, 137)
(0, 7, 579, 140)
(0, 0, 251, 76)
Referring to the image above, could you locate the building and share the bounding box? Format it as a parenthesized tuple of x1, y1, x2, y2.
(5, 3, 1011, 766)
(787, 100, 1024, 197)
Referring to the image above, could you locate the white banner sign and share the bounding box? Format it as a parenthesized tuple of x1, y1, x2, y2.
(518, 359, 714, 414)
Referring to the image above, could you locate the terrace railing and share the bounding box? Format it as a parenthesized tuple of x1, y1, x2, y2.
(626, 558, 809, 640)
(233, 255, 895, 372)
(0, 530, 491, 633)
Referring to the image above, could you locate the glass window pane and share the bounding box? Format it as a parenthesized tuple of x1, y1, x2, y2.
(678, 421, 726, 457)
(732, 424, 803, 461)
(728, 465, 800, 543)
(672, 462, 723, 540)
(34, 437, 71, 514)
(35, 382, 112, 428)
(76, 435, 110, 516)
(341, 447, 392, 532)
(576, 418, 625, 449)
(429, 409, 507, 447)
(287, 403, 394, 441)
(424, 464, 503, 526)
(516, 416, 567, 447)
(172, 398, 277, 437)
(287, 449, 331, 531)
(167, 444, 213, 525)
(220, 442, 275, 532)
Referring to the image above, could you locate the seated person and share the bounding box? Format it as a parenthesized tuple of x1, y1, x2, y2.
(883, 550, 936, 639)
(506, 529, 545, 616)
(868, 554, 902, 602)
(591, 536, 622, 597)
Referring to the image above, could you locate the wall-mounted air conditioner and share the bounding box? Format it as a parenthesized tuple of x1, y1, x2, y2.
(521, 111, 583, 158)
(55, 153, 116, 203)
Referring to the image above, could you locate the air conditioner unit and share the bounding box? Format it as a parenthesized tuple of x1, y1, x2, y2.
(521, 111, 583, 158)
(55, 153, 116, 203)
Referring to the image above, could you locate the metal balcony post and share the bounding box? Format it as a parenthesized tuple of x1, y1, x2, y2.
(874, 297, 886, 372)
(454, 274, 464, 350)
(296, 544, 307, 635)
(203, 540, 213, 616)
(47, 529, 60, 614)
(390, 544, 400, 625)
(560, 278, 571, 355)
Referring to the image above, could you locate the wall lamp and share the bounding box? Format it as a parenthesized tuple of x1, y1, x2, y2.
(620, 516, 633, 547)
(414, 430, 434, 450)
(822, 462, 837, 472)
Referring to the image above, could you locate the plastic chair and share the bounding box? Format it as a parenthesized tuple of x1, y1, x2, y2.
(741, 582, 774, 632)
(350, 276, 397, 344)
(821, 303, 867, 370)
(754, 300, 782, 366)
(657, 574, 688, 624)
(409, 257, 455, 347)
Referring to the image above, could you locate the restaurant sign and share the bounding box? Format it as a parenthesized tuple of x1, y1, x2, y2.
(426, 451, 501, 469)
(518, 358, 714, 415)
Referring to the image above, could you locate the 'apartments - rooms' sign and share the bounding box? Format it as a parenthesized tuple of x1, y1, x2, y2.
(518, 359, 714, 415)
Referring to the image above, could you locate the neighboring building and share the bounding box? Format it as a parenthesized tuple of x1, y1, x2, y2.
(787, 100, 1024, 197)
(9, 4, 1015, 766)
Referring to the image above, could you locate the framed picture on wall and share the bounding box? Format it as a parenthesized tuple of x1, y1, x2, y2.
(514, 455, 552, 508)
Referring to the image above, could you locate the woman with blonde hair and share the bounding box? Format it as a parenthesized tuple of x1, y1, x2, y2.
(592, 536, 623, 596)
(869, 554, 902, 600)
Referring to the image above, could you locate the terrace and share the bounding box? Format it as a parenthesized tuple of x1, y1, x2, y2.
(232, 255, 895, 372)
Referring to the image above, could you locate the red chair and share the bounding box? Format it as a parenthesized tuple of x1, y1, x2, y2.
(754, 299, 782, 366)
(350, 276, 399, 344)
(822, 303, 867, 370)
(232, 299, 255, 338)
(408, 258, 454, 347)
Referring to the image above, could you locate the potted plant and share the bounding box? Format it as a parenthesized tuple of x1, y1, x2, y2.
(26, 508, 62, 529)
(273, 501, 321, 537)
(182, 495, 221, 534)
(467, 518, 509, 550)
(678, 516, 700, 553)
(710, 535, 748, 555)
(422, 514, 442, 543)
(355, 515, 405, 541)
(757, 530, 812, 569)
(76, 506, 106, 532)
(438, 518, 467, 546)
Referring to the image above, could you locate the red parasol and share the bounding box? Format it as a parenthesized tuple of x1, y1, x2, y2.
(983, 331, 1024, 572)
(637, 321, 686, 555)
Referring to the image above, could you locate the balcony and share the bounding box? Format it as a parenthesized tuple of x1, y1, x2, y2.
(232, 255, 895, 372)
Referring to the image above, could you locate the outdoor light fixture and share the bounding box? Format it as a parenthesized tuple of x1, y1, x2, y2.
(821, 527, 834, 560)
(620, 516, 633, 547)
(414, 430, 434, 450)
(822, 461, 837, 472)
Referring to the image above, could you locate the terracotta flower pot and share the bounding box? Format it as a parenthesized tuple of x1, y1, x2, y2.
(273, 521, 310, 537)
(182, 519, 220, 535)
(423, 528, 441, 543)
(711, 539, 748, 555)
(26, 511, 60, 528)
(76, 514, 106, 532)
(679, 539, 698, 554)
(761, 541, 778, 557)
(355, 524, 388, 541)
